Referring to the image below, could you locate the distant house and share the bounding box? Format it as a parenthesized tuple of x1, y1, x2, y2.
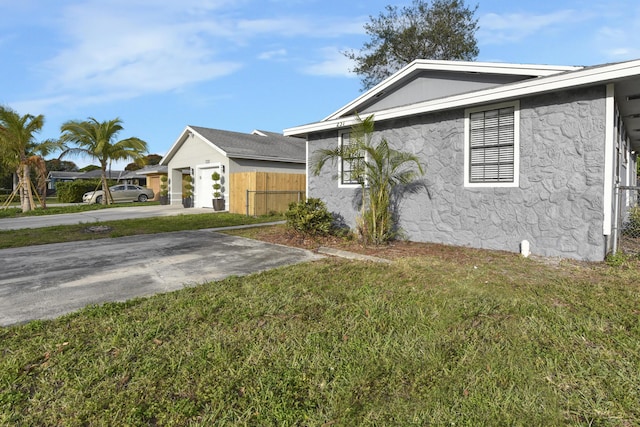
(47, 169, 149, 192)
(47, 171, 83, 191)
(284, 59, 640, 261)
(135, 165, 168, 201)
(159, 126, 305, 211)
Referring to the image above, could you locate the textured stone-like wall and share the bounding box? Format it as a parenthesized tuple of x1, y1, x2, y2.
(308, 86, 607, 261)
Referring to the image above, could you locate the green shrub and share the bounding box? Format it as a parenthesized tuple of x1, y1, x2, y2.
(285, 198, 334, 236)
(56, 180, 104, 203)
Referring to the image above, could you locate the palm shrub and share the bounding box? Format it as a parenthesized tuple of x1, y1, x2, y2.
(312, 114, 424, 245)
(0, 105, 64, 211)
(59, 117, 148, 205)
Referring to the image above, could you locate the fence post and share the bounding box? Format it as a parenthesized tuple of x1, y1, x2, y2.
(246, 189, 249, 216)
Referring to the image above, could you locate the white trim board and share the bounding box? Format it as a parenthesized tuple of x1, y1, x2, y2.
(285, 59, 640, 137)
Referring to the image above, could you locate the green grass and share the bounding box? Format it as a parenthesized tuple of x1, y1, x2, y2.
(0, 213, 283, 249)
(1, 248, 639, 425)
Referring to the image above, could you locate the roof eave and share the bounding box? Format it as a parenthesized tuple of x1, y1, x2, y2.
(160, 126, 229, 165)
(228, 154, 305, 163)
(322, 59, 583, 122)
(285, 59, 640, 137)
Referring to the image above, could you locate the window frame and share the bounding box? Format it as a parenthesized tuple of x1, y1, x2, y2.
(464, 100, 520, 188)
(338, 130, 365, 188)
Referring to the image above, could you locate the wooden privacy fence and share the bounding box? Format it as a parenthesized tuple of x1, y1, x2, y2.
(229, 172, 306, 215)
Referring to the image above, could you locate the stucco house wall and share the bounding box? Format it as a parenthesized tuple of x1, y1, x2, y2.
(308, 86, 608, 261)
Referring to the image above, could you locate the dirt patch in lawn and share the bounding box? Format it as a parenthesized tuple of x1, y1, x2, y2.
(237, 225, 639, 273)
(244, 225, 519, 264)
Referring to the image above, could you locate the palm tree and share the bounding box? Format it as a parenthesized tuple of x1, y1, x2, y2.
(60, 118, 148, 205)
(312, 114, 425, 244)
(0, 105, 63, 212)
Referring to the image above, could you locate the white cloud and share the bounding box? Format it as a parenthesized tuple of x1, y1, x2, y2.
(478, 10, 582, 44)
(301, 47, 355, 78)
(258, 49, 288, 60)
(31, 0, 365, 107)
(594, 7, 640, 60)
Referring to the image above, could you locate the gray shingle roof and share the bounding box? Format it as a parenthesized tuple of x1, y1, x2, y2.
(189, 126, 305, 163)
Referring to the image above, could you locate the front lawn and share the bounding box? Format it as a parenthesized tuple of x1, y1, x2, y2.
(0, 213, 284, 249)
(1, 243, 638, 425)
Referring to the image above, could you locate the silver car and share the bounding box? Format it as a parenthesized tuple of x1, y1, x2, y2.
(83, 184, 155, 204)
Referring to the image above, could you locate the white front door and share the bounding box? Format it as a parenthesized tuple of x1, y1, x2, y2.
(195, 164, 221, 208)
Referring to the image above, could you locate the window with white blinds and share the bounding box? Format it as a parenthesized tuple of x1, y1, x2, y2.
(464, 101, 520, 187)
(339, 131, 364, 187)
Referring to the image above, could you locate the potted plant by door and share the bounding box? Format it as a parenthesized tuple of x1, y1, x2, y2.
(182, 175, 193, 208)
(159, 175, 169, 205)
(211, 171, 225, 211)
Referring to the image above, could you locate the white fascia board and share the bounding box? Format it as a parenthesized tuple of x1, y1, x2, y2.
(322, 59, 583, 122)
(160, 126, 230, 165)
(285, 59, 640, 137)
(228, 154, 305, 163)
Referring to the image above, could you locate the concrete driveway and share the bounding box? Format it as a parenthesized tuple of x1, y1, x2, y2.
(0, 230, 323, 326)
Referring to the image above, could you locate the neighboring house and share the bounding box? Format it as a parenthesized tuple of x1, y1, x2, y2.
(47, 169, 145, 191)
(284, 59, 640, 261)
(160, 126, 305, 210)
(47, 171, 82, 191)
(135, 165, 168, 201)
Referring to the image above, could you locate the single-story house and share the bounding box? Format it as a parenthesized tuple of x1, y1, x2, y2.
(160, 126, 305, 211)
(284, 58, 640, 261)
(126, 165, 167, 201)
(47, 171, 83, 190)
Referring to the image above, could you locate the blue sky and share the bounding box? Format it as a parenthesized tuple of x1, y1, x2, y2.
(2, 0, 640, 168)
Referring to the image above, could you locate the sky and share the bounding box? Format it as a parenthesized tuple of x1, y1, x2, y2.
(2, 0, 640, 169)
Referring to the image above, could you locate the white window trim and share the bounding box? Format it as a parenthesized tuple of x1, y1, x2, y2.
(337, 130, 364, 188)
(464, 100, 520, 188)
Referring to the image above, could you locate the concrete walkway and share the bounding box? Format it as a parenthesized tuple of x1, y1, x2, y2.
(0, 204, 216, 230)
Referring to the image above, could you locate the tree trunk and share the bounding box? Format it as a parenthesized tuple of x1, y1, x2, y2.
(20, 164, 33, 213)
(100, 165, 110, 205)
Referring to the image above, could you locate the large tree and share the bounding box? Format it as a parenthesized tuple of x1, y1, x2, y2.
(0, 106, 63, 211)
(60, 118, 148, 205)
(345, 0, 479, 90)
(46, 158, 79, 172)
(125, 153, 163, 171)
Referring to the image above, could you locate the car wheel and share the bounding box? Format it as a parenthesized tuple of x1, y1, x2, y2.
(138, 194, 148, 202)
(95, 195, 103, 204)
